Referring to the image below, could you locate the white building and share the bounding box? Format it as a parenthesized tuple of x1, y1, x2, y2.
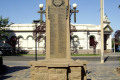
(2, 15, 113, 54)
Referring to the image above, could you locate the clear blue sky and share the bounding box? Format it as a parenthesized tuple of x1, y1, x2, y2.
(0, 0, 120, 37)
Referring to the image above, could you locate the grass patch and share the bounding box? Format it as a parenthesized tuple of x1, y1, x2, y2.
(14, 54, 45, 56)
(71, 54, 100, 56)
(3, 53, 100, 57)
(116, 52, 120, 53)
(21, 54, 100, 56)
(3, 54, 45, 56)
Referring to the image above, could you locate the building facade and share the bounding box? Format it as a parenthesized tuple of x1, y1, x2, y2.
(1, 15, 113, 54)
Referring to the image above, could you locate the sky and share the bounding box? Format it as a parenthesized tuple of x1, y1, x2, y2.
(0, 0, 120, 37)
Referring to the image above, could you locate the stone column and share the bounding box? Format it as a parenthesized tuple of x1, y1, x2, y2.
(46, 0, 70, 59)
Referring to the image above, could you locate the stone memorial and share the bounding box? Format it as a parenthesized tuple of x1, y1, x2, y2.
(30, 0, 87, 80)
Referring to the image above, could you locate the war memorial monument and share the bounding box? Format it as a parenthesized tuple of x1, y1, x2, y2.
(30, 0, 87, 80)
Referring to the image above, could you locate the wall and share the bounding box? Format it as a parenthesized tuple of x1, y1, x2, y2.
(4, 24, 112, 54)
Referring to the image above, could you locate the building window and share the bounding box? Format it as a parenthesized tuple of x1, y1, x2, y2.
(26, 35, 33, 40)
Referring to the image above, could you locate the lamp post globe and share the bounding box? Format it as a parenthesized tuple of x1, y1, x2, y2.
(39, 4, 43, 9)
(73, 3, 77, 9)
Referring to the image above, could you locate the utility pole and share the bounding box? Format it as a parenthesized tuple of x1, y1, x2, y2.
(100, 0, 104, 63)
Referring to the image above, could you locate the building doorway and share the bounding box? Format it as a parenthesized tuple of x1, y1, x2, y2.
(104, 34, 107, 50)
(90, 36, 95, 47)
(104, 34, 110, 50)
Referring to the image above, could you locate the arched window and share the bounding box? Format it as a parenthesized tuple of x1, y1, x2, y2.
(89, 36, 95, 46)
(17, 35, 24, 39)
(26, 35, 33, 40)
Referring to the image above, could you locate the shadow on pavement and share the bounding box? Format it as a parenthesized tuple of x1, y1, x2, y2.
(0, 76, 12, 80)
(104, 56, 109, 62)
(0, 66, 30, 80)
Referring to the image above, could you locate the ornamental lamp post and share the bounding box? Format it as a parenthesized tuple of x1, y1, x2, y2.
(73, 3, 77, 8)
(70, 3, 79, 23)
(39, 4, 43, 9)
(38, 4, 46, 23)
(73, 3, 77, 23)
(39, 4, 44, 23)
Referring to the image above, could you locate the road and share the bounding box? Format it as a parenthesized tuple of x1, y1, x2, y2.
(2, 55, 120, 61)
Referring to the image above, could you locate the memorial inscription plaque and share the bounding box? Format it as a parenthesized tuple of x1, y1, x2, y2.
(49, 6, 67, 58)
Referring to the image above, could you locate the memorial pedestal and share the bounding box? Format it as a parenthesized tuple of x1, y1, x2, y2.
(30, 59, 87, 80)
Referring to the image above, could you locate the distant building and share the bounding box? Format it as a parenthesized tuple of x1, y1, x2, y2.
(1, 15, 113, 54)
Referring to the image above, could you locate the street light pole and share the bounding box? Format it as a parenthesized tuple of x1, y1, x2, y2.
(35, 24, 37, 61)
(39, 4, 44, 22)
(70, 3, 79, 23)
(73, 3, 77, 23)
(100, 0, 104, 63)
(33, 4, 45, 61)
(34, 23, 38, 61)
(33, 20, 39, 61)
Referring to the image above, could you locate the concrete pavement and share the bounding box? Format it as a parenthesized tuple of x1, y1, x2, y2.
(0, 53, 120, 80)
(87, 61, 120, 80)
(0, 61, 120, 80)
(0, 65, 30, 80)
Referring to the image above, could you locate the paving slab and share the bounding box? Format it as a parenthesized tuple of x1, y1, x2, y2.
(87, 61, 120, 80)
(0, 65, 30, 80)
(0, 61, 120, 80)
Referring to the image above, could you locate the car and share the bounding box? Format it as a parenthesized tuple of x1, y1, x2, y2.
(0, 42, 13, 55)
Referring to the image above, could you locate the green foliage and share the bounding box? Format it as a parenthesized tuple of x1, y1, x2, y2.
(0, 16, 9, 40)
(7, 54, 45, 56)
(112, 40, 114, 48)
(115, 38, 120, 44)
(114, 30, 120, 46)
(0, 16, 9, 27)
(71, 54, 100, 56)
(2, 53, 100, 57)
(20, 54, 45, 56)
(33, 22, 46, 42)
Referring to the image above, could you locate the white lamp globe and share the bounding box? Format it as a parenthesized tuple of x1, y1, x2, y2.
(73, 3, 77, 8)
(39, 4, 43, 8)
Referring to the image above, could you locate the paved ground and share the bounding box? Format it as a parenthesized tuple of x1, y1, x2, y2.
(87, 61, 120, 80)
(0, 53, 120, 80)
(0, 61, 120, 80)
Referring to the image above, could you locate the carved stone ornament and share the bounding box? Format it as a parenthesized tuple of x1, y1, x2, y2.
(52, 0, 64, 7)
